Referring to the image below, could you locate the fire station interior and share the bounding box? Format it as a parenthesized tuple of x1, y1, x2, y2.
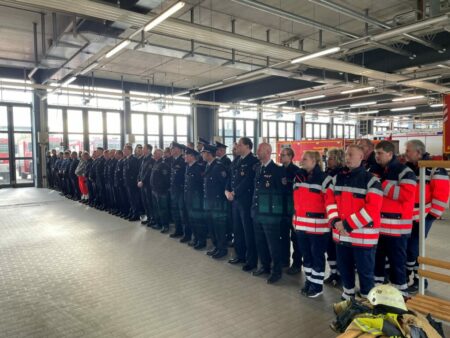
(0, 0, 449, 337)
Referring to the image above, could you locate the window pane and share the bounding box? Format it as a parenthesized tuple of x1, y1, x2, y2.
(147, 135, 159, 148)
(177, 136, 187, 145)
(225, 137, 234, 151)
(68, 134, 84, 152)
(218, 119, 223, 136)
(15, 159, 33, 184)
(269, 122, 276, 137)
(107, 135, 121, 150)
(269, 138, 277, 154)
(47, 109, 63, 132)
(107, 112, 120, 134)
(89, 134, 103, 153)
(287, 123, 294, 138)
(0, 158, 10, 185)
(246, 120, 254, 137)
(314, 124, 320, 139)
(13, 107, 31, 131)
(89, 111, 103, 133)
(162, 115, 174, 135)
(224, 119, 233, 137)
(306, 123, 312, 139)
(321, 124, 327, 138)
(133, 135, 145, 149)
(262, 121, 268, 137)
(176, 116, 188, 136)
(0, 133, 9, 157)
(14, 133, 32, 157)
(131, 114, 144, 134)
(236, 120, 244, 138)
(278, 122, 286, 138)
(337, 125, 343, 138)
(147, 115, 159, 135)
(0, 106, 7, 131)
(67, 110, 83, 133)
(49, 133, 63, 152)
(163, 136, 173, 148)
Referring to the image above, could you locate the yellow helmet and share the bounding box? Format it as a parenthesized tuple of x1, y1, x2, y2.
(367, 285, 407, 312)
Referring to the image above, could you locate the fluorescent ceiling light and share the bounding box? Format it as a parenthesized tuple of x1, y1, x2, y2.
(392, 95, 425, 102)
(298, 95, 326, 101)
(391, 106, 416, 111)
(144, 2, 185, 32)
(291, 47, 341, 64)
(350, 101, 377, 107)
(106, 40, 131, 58)
(341, 86, 375, 94)
(198, 81, 223, 90)
(437, 64, 450, 69)
(398, 75, 442, 84)
(430, 103, 444, 108)
(61, 76, 77, 87)
(79, 62, 99, 75)
(356, 110, 379, 115)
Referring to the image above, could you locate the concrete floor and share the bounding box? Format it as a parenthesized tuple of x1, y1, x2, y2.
(0, 188, 448, 337)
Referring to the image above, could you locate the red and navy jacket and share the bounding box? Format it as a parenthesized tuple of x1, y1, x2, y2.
(325, 165, 383, 247)
(406, 154, 450, 221)
(369, 156, 416, 236)
(292, 165, 328, 234)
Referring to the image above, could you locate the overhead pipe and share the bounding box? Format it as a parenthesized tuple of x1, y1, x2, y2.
(309, 0, 446, 52)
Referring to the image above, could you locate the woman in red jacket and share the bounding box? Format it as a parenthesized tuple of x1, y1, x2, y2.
(293, 151, 328, 298)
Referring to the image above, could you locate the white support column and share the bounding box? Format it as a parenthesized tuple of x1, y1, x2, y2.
(419, 165, 426, 295)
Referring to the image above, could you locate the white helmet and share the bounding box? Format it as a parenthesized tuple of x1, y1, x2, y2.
(368, 285, 407, 312)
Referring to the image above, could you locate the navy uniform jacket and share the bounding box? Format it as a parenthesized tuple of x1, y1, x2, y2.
(203, 159, 228, 211)
(114, 158, 125, 188)
(218, 155, 232, 170)
(138, 155, 155, 186)
(363, 151, 377, 171)
(228, 153, 259, 206)
(85, 158, 93, 178)
(69, 158, 79, 179)
(62, 158, 72, 176)
(252, 160, 286, 220)
(107, 158, 118, 186)
(283, 162, 300, 216)
(55, 158, 63, 173)
(170, 156, 186, 193)
(95, 157, 106, 185)
(163, 156, 173, 168)
(89, 158, 98, 181)
(150, 158, 171, 194)
(184, 161, 204, 211)
(123, 155, 139, 187)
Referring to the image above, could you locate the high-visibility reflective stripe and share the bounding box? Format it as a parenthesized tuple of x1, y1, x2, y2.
(384, 181, 394, 195)
(343, 287, 355, 294)
(391, 283, 408, 291)
(367, 176, 379, 188)
(295, 225, 330, 233)
(350, 213, 364, 229)
(360, 208, 372, 223)
(307, 276, 324, 285)
(303, 267, 312, 273)
(413, 203, 431, 210)
(432, 174, 449, 180)
(333, 233, 378, 245)
(328, 212, 338, 219)
(374, 276, 385, 282)
(368, 188, 383, 196)
(398, 167, 413, 180)
(393, 186, 400, 200)
(323, 176, 333, 188)
(430, 208, 443, 216)
(311, 270, 325, 277)
(326, 204, 337, 213)
(400, 179, 416, 186)
(334, 186, 367, 194)
(294, 182, 323, 190)
(432, 199, 448, 208)
(379, 228, 411, 235)
(295, 217, 328, 224)
(380, 218, 411, 225)
(352, 228, 379, 235)
(327, 260, 337, 265)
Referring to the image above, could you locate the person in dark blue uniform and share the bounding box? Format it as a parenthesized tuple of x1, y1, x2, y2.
(88, 150, 99, 207)
(202, 144, 229, 259)
(197, 137, 209, 166)
(107, 149, 118, 213)
(53, 152, 64, 191)
(103, 150, 113, 211)
(122, 144, 140, 221)
(150, 149, 171, 232)
(280, 147, 303, 275)
(94, 149, 106, 210)
(216, 141, 233, 245)
(183, 147, 205, 248)
(168, 142, 187, 238)
(215, 141, 231, 169)
(138, 144, 155, 226)
(113, 150, 129, 218)
(61, 150, 72, 197)
(69, 151, 80, 200)
(226, 137, 259, 271)
(252, 142, 287, 284)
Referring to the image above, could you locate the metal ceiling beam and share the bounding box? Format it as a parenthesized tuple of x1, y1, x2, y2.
(309, 0, 445, 52)
(1, 0, 448, 93)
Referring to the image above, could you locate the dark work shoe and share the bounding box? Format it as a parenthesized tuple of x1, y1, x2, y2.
(160, 227, 169, 234)
(187, 240, 197, 247)
(302, 288, 323, 298)
(169, 232, 183, 238)
(252, 267, 270, 276)
(179, 237, 191, 243)
(228, 257, 245, 264)
(324, 273, 341, 287)
(242, 264, 256, 272)
(141, 220, 149, 225)
(286, 266, 302, 275)
(206, 248, 219, 256)
(267, 274, 282, 284)
(212, 250, 228, 259)
(194, 242, 206, 250)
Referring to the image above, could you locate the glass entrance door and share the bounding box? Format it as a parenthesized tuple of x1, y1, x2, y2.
(0, 105, 34, 187)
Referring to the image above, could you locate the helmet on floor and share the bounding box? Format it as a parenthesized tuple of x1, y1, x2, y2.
(368, 285, 407, 312)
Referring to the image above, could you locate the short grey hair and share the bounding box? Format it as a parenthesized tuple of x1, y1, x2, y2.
(406, 139, 426, 156)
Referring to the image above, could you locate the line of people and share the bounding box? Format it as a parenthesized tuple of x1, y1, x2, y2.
(45, 137, 449, 300)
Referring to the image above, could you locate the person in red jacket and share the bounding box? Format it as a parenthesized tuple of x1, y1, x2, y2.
(293, 151, 328, 298)
(325, 144, 383, 300)
(369, 141, 417, 295)
(404, 140, 450, 291)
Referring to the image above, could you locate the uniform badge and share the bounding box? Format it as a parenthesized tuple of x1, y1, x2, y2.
(240, 171, 245, 176)
(281, 177, 287, 185)
(221, 171, 227, 178)
(265, 181, 270, 188)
